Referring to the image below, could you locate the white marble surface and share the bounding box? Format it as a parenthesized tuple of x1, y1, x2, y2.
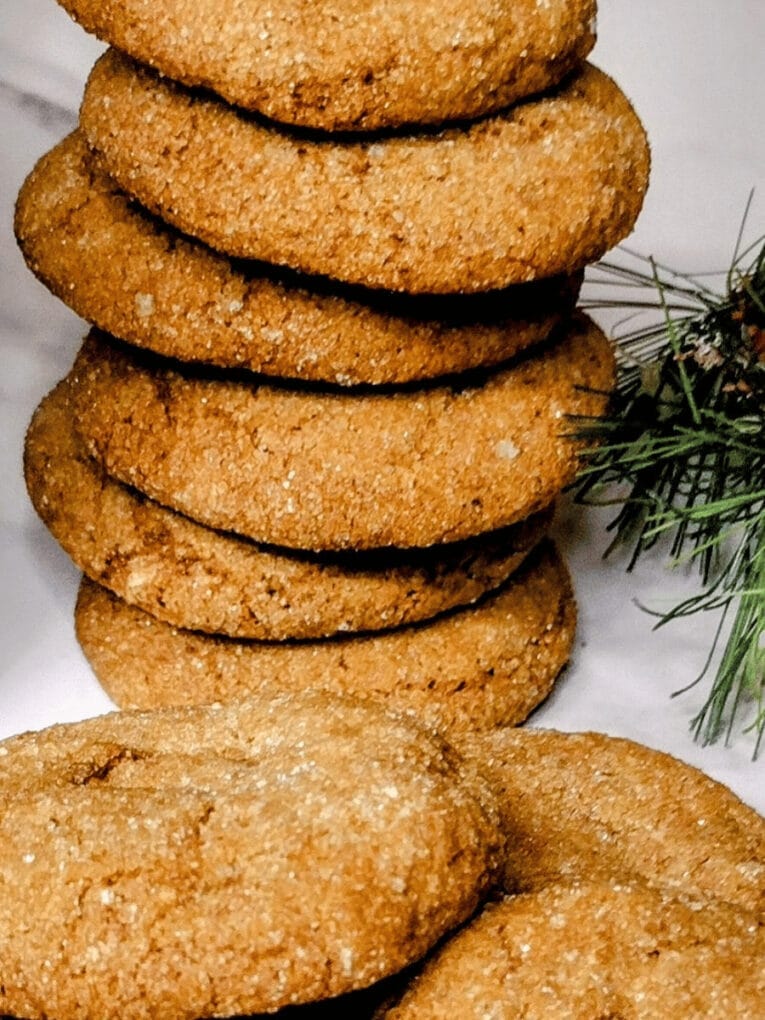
(1, 0, 763, 813)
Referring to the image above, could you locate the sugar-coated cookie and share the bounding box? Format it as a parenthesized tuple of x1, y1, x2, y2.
(57, 0, 596, 130)
(457, 727, 765, 917)
(74, 541, 575, 738)
(26, 381, 550, 639)
(80, 51, 650, 294)
(380, 880, 765, 1019)
(15, 133, 580, 385)
(68, 316, 614, 551)
(0, 691, 502, 1019)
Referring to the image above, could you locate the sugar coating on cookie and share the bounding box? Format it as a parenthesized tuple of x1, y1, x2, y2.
(80, 51, 650, 294)
(25, 380, 551, 639)
(0, 692, 503, 1019)
(74, 540, 576, 738)
(67, 316, 614, 551)
(380, 880, 765, 1018)
(57, 0, 596, 130)
(457, 727, 765, 917)
(15, 132, 580, 385)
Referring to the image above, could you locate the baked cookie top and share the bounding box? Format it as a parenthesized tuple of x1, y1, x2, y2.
(0, 691, 502, 1019)
(458, 727, 765, 918)
(26, 380, 551, 639)
(68, 316, 614, 551)
(15, 132, 580, 385)
(75, 540, 575, 738)
(380, 880, 765, 1019)
(57, 0, 596, 131)
(80, 51, 650, 294)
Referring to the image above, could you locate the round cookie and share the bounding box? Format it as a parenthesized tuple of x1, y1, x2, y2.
(57, 0, 596, 131)
(25, 380, 551, 639)
(0, 691, 503, 1019)
(68, 316, 614, 551)
(74, 541, 575, 739)
(379, 880, 765, 1019)
(80, 51, 650, 294)
(14, 133, 580, 386)
(455, 727, 765, 917)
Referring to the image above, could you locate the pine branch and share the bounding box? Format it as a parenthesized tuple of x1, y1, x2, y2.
(574, 225, 765, 754)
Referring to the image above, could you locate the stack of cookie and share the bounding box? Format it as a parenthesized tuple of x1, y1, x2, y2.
(16, 0, 649, 737)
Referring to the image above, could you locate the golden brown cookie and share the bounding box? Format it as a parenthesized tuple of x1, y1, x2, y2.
(25, 380, 551, 639)
(14, 133, 580, 385)
(80, 51, 650, 294)
(57, 0, 596, 131)
(74, 541, 575, 739)
(68, 316, 614, 551)
(380, 880, 765, 1019)
(456, 727, 765, 917)
(0, 691, 503, 1019)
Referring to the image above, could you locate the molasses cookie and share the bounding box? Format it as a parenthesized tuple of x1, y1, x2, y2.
(74, 541, 575, 737)
(15, 133, 580, 385)
(0, 691, 503, 1019)
(68, 316, 614, 551)
(379, 880, 765, 1019)
(57, 0, 596, 130)
(80, 51, 650, 293)
(457, 727, 765, 917)
(25, 380, 551, 639)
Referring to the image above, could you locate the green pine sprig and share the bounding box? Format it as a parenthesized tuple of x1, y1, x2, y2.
(573, 214, 765, 754)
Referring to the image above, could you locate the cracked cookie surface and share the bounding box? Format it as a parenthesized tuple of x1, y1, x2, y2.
(80, 51, 649, 294)
(379, 880, 765, 1019)
(67, 316, 614, 551)
(0, 691, 503, 1019)
(457, 727, 765, 917)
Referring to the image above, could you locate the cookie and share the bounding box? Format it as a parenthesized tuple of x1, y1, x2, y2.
(57, 0, 596, 131)
(14, 133, 581, 386)
(456, 727, 765, 917)
(74, 541, 574, 737)
(379, 880, 765, 1019)
(0, 691, 503, 1019)
(80, 51, 650, 294)
(68, 316, 614, 551)
(25, 380, 551, 639)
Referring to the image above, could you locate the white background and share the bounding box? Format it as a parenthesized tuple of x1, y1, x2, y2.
(1, 1, 763, 812)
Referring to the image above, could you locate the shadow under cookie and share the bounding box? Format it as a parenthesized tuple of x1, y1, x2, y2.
(75, 541, 576, 739)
